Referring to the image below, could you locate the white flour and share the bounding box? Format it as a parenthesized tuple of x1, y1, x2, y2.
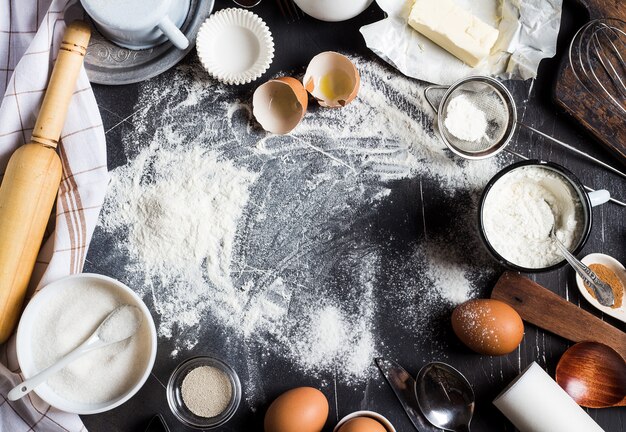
(97, 55, 505, 404)
(444, 94, 488, 142)
(102, 141, 257, 338)
(482, 166, 584, 268)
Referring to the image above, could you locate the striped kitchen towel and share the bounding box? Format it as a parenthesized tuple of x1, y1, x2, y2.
(0, 0, 109, 430)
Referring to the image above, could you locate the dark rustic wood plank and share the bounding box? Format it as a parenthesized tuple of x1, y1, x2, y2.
(553, 0, 626, 166)
(81, 2, 626, 432)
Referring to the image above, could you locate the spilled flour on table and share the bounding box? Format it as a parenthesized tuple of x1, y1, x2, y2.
(97, 56, 503, 404)
(102, 143, 257, 338)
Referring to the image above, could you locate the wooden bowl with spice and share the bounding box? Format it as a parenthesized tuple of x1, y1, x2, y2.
(575, 253, 626, 323)
(166, 356, 242, 429)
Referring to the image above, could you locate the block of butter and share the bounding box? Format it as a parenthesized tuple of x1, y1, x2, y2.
(408, 0, 499, 67)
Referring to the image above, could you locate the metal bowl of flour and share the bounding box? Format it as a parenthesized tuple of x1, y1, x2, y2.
(478, 160, 595, 273)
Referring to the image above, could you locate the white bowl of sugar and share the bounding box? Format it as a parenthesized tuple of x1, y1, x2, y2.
(15, 273, 157, 414)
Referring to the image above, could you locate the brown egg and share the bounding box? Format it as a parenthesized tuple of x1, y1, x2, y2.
(264, 387, 329, 432)
(451, 299, 524, 355)
(338, 417, 387, 432)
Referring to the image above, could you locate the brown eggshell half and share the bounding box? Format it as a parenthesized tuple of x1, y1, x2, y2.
(451, 299, 524, 356)
(264, 387, 329, 432)
(303, 51, 360, 108)
(253, 77, 308, 134)
(338, 417, 388, 432)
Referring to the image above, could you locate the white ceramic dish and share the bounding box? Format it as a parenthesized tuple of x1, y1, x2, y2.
(575, 253, 626, 323)
(293, 0, 374, 22)
(196, 8, 274, 85)
(81, 0, 191, 50)
(15, 273, 157, 414)
(334, 410, 396, 432)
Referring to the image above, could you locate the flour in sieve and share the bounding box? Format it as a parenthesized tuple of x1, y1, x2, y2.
(444, 95, 488, 142)
(96, 55, 507, 404)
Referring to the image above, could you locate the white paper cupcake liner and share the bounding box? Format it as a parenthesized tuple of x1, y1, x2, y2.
(196, 8, 274, 85)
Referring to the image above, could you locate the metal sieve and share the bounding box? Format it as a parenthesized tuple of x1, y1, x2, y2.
(425, 76, 517, 160)
(425, 76, 626, 175)
(424, 75, 626, 207)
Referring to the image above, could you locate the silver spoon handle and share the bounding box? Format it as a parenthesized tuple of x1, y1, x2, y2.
(552, 238, 615, 307)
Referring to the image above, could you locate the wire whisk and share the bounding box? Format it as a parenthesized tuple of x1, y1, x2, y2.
(569, 18, 626, 117)
(275, 0, 302, 23)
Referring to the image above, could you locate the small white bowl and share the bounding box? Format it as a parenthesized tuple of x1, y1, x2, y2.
(575, 253, 626, 323)
(15, 273, 157, 414)
(293, 0, 374, 22)
(334, 410, 396, 432)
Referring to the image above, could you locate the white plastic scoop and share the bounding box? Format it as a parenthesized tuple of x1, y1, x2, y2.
(8, 304, 142, 401)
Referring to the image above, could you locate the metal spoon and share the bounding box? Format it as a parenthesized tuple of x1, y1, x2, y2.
(415, 362, 475, 432)
(8, 305, 142, 401)
(541, 199, 615, 307)
(548, 225, 614, 307)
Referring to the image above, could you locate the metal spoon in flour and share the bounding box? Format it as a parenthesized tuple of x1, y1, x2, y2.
(542, 200, 615, 307)
(8, 305, 143, 401)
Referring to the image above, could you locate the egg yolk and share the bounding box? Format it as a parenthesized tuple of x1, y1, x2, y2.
(319, 69, 354, 102)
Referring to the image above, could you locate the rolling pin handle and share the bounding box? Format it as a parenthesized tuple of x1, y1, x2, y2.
(31, 21, 91, 149)
(0, 22, 91, 343)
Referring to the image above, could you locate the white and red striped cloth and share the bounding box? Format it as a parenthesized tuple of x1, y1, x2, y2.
(0, 0, 109, 430)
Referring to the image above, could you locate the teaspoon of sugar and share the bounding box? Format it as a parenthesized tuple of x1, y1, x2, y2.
(8, 305, 143, 401)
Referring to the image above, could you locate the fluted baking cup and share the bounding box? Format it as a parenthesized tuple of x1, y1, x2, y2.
(196, 8, 274, 85)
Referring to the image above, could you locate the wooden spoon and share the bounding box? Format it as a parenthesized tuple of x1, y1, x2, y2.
(556, 342, 626, 408)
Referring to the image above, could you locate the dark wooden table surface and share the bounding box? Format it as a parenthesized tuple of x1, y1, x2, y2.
(82, 1, 625, 431)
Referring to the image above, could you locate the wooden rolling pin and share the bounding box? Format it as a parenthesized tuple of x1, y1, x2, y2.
(491, 272, 626, 360)
(0, 22, 91, 343)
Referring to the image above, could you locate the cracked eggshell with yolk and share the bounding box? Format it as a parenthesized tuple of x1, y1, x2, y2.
(253, 77, 308, 134)
(303, 51, 360, 108)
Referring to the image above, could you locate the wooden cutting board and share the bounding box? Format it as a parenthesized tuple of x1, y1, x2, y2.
(554, 0, 626, 165)
(491, 272, 626, 360)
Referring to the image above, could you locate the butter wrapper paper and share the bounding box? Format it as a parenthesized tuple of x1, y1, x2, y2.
(360, 0, 562, 84)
